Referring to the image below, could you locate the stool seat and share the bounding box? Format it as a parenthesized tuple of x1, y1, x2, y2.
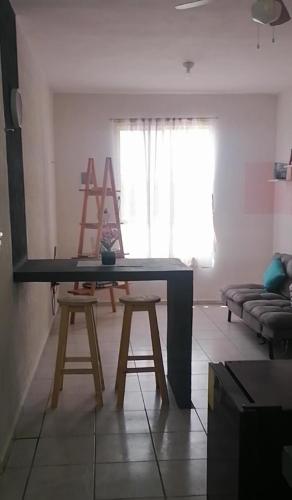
(119, 295, 160, 305)
(58, 296, 98, 306)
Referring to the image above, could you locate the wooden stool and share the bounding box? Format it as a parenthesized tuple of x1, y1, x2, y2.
(115, 295, 169, 409)
(51, 296, 104, 409)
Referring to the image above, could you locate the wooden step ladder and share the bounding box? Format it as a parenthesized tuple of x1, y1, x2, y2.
(69, 157, 129, 314)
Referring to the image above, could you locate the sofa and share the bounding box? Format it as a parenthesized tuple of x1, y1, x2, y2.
(221, 253, 292, 359)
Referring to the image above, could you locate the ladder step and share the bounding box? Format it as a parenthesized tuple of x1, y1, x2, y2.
(81, 223, 98, 229)
(79, 187, 120, 195)
(80, 222, 124, 229)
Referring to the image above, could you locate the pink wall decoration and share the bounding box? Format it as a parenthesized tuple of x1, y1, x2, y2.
(244, 162, 274, 214)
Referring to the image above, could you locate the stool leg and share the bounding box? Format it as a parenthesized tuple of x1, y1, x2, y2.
(90, 305, 105, 390)
(148, 304, 169, 405)
(70, 311, 75, 324)
(115, 305, 132, 409)
(109, 287, 116, 313)
(59, 310, 70, 391)
(85, 305, 103, 408)
(51, 305, 70, 408)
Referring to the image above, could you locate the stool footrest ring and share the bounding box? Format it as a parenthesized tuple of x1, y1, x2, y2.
(62, 368, 94, 375)
(126, 367, 155, 373)
(65, 356, 92, 362)
(128, 355, 154, 361)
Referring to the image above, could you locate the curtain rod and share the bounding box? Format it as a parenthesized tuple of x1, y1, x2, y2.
(111, 117, 219, 121)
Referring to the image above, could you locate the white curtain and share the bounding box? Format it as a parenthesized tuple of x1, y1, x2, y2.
(115, 118, 216, 267)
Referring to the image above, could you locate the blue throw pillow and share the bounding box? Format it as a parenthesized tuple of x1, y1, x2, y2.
(263, 257, 286, 291)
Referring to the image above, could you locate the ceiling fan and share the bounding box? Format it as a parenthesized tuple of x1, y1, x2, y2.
(175, 0, 291, 26)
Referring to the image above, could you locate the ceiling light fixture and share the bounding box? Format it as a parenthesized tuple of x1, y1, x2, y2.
(183, 60, 194, 75)
(252, 0, 281, 24)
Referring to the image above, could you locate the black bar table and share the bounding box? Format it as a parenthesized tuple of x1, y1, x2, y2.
(14, 257, 193, 408)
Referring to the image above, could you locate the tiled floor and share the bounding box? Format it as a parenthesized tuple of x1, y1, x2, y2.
(0, 304, 270, 499)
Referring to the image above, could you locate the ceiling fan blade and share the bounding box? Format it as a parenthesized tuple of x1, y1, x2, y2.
(270, 0, 291, 25)
(175, 0, 212, 10)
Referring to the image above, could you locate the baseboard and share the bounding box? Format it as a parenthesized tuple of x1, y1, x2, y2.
(97, 299, 223, 306)
(194, 300, 223, 305)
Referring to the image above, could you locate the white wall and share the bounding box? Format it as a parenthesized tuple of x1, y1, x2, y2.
(54, 93, 276, 301)
(0, 26, 56, 465)
(273, 88, 292, 253)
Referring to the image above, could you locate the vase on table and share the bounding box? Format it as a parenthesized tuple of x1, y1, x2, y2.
(101, 250, 116, 265)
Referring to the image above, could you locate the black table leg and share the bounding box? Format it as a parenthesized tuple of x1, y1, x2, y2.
(167, 272, 193, 408)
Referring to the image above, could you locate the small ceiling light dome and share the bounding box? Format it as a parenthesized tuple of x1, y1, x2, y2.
(252, 0, 282, 24)
(183, 60, 194, 74)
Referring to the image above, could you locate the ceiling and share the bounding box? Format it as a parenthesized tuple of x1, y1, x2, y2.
(11, 0, 292, 93)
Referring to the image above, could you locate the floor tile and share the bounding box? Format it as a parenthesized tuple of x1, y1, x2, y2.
(192, 373, 209, 390)
(25, 465, 94, 500)
(95, 433, 155, 463)
(192, 390, 208, 409)
(105, 375, 141, 392)
(191, 349, 209, 361)
(197, 339, 241, 363)
(142, 391, 177, 410)
(47, 390, 98, 411)
(14, 410, 44, 439)
(193, 321, 217, 332)
(147, 410, 204, 433)
(96, 410, 150, 434)
(95, 461, 163, 499)
(7, 439, 37, 468)
(194, 329, 226, 339)
(102, 390, 145, 411)
(138, 373, 163, 392)
(34, 436, 94, 465)
(196, 408, 208, 432)
(0, 468, 29, 500)
(153, 431, 207, 460)
(57, 375, 96, 394)
(191, 361, 209, 374)
(159, 459, 207, 497)
(41, 409, 94, 437)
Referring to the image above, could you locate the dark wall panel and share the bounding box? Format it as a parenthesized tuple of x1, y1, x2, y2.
(0, 0, 27, 265)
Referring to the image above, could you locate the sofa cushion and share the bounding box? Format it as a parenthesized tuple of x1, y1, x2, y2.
(242, 308, 263, 334)
(221, 284, 263, 295)
(263, 257, 286, 292)
(243, 300, 292, 340)
(222, 286, 282, 306)
(243, 299, 291, 316)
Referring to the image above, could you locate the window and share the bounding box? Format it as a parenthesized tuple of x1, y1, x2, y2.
(116, 118, 216, 267)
